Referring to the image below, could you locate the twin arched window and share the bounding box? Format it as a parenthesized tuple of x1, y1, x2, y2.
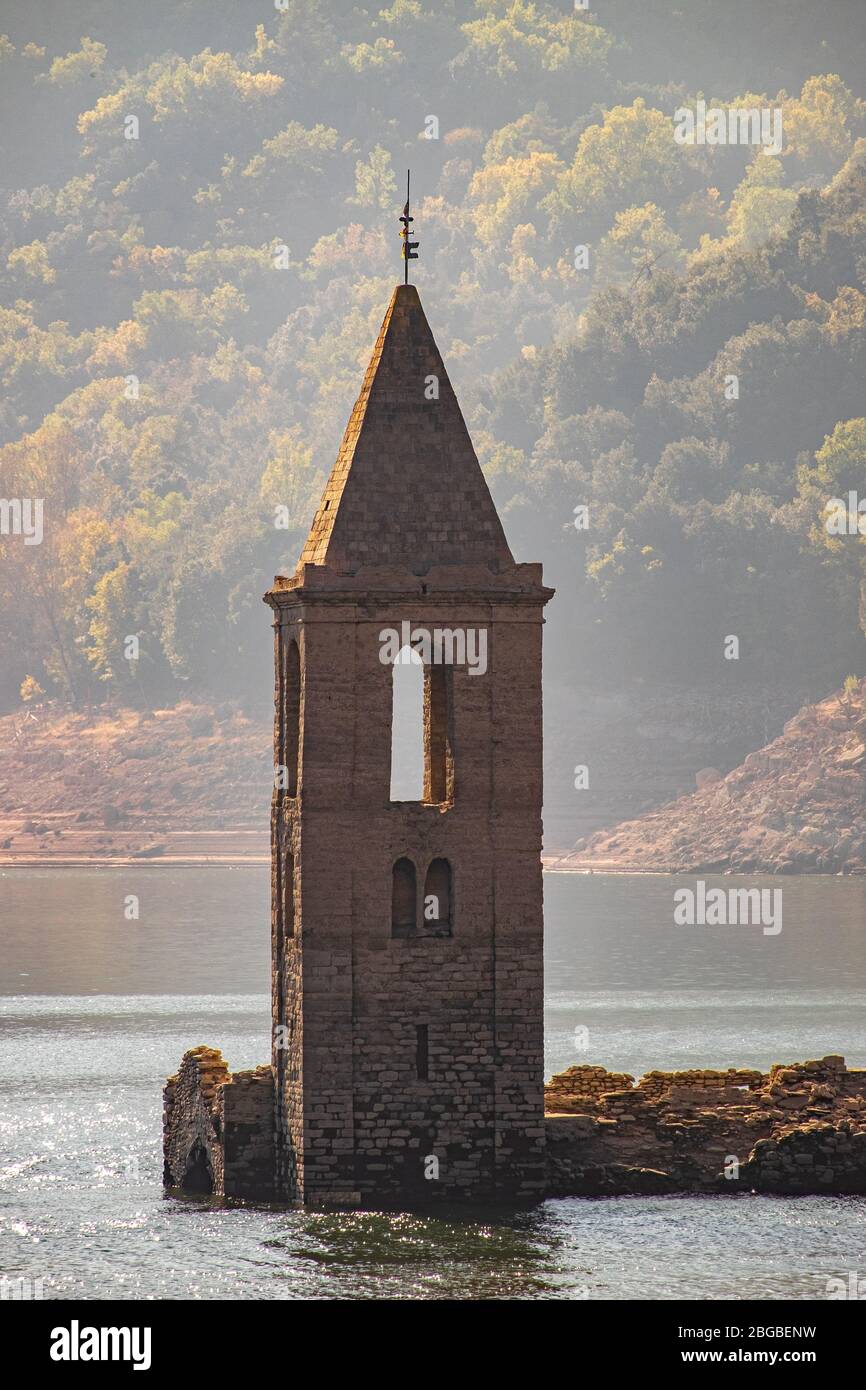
(391, 857, 453, 938)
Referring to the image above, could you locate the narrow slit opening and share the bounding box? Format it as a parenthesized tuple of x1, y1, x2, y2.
(416, 1024, 429, 1081)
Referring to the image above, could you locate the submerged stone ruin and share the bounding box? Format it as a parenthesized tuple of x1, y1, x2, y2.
(164, 1049, 866, 1203)
(545, 1055, 866, 1196)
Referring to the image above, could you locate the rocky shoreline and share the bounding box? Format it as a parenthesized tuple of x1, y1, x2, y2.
(554, 680, 866, 877)
(0, 700, 271, 863)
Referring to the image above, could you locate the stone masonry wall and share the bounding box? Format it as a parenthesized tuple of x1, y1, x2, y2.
(219, 1067, 276, 1200)
(351, 939, 497, 1201)
(163, 1047, 228, 1195)
(265, 587, 550, 1207)
(163, 1048, 277, 1201)
(545, 1055, 866, 1196)
(545, 1066, 637, 1111)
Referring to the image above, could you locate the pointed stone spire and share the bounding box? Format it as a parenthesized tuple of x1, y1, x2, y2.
(299, 284, 514, 573)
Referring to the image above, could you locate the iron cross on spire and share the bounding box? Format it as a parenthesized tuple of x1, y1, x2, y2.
(399, 169, 419, 284)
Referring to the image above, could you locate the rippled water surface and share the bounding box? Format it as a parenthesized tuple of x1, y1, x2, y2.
(1, 867, 865, 1299)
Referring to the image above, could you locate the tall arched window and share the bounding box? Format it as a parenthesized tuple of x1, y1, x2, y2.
(284, 638, 300, 798)
(423, 858, 452, 936)
(283, 849, 295, 940)
(424, 666, 452, 804)
(390, 645, 424, 801)
(391, 857, 417, 938)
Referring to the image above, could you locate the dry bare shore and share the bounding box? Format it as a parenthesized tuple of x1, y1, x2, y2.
(3, 682, 864, 872)
(550, 679, 866, 876)
(0, 701, 270, 865)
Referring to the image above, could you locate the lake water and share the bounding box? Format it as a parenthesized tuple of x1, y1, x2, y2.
(1, 866, 865, 1300)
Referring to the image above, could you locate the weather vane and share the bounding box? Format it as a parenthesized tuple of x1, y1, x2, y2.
(399, 169, 419, 284)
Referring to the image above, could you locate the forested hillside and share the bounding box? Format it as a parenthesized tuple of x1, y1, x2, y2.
(1, 1, 865, 839)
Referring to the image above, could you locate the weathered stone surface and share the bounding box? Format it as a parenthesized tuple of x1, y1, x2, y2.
(220, 1066, 276, 1200)
(163, 1050, 276, 1201)
(163, 1047, 229, 1196)
(544, 1056, 866, 1197)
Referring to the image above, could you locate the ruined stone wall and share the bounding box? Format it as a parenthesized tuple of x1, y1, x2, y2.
(767, 1056, 866, 1094)
(740, 1123, 866, 1193)
(545, 1064, 767, 1114)
(219, 1067, 275, 1200)
(545, 1065, 636, 1111)
(163, 1048, 277, 1201)
(636, 1068, 764, 1099)
(163, 1047, 228, 1195)
(544, 1055, 866, 1197)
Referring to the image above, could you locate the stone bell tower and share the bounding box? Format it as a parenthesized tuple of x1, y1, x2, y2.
(264, 282, 553, 1206)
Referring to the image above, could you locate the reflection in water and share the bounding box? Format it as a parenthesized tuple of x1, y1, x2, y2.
(278, 1210, 567, 1299)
